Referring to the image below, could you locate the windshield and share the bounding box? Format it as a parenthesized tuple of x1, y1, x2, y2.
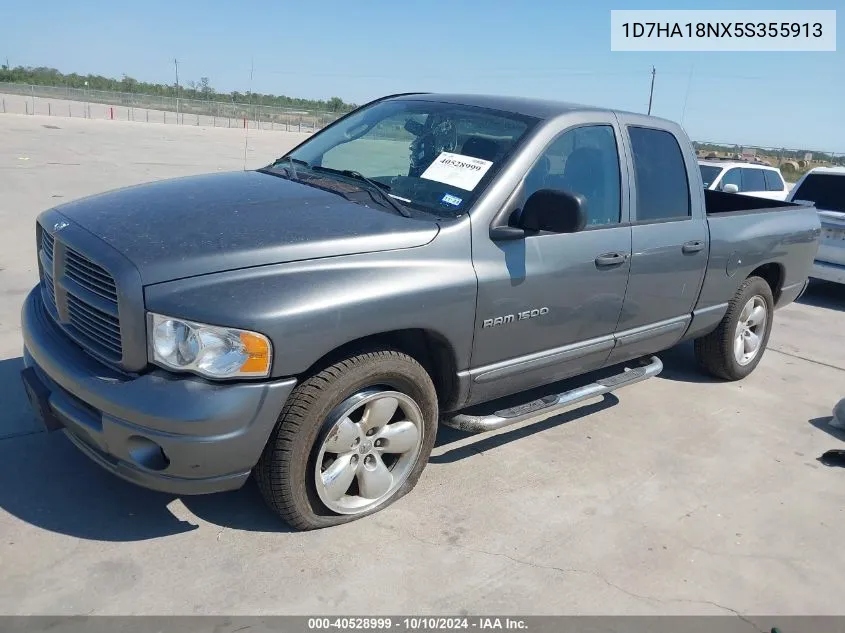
(792, 174, 845, 212)
(280, 99, 536, 217)
(698, 165, 722, 189)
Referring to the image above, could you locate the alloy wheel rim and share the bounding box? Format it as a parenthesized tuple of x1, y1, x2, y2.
(314, 389, 424, 515)
(734, 295, 767, 366)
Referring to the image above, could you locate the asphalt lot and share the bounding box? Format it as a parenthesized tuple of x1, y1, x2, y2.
(0, 113, 844, 616)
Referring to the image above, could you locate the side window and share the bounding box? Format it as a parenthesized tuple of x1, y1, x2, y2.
(721, 168, 742, 191)
(764, 170, 785, 191)
(741, 168, 767, 192)
(628, 127, 691, 221)
(523, 125, 621, 227)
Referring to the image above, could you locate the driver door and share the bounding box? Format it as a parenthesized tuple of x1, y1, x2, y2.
(468, 119, 633, 404)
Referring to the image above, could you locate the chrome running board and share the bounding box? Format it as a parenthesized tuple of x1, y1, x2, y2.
(442, 356, 663, 434)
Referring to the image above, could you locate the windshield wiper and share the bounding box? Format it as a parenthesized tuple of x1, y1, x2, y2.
(267, 156, 310, 179)
(310, 166, 412, 218)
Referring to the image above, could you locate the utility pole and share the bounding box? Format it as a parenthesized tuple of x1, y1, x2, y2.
(174, 58, 180, 124)
(647, 66, 656, 115)
(243, 57, 254, 170)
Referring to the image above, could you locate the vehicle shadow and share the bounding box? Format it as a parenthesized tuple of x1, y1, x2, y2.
(432, 393, 618, 464)
(808, 416, 845, 443)
(0, 356, 44, 440)
(653, 341, 723, 384)
(797, 280, 845, 311)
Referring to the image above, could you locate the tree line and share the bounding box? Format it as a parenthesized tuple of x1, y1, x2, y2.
(693, 141, 843, 165)
(0, 65, 357, 113)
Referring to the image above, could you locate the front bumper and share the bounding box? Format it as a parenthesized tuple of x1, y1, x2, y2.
(20, 287, 296, 495)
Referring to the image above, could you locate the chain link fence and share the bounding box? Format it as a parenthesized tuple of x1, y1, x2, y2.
(4, 82, 844, 164)
(0, 82, 345, 132)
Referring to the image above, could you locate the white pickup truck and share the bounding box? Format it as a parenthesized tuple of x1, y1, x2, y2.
(788, 167, 845, 285)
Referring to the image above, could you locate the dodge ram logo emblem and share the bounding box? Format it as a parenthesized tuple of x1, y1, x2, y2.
(53, 220, 69, 232)
(483, 307, 549, 328)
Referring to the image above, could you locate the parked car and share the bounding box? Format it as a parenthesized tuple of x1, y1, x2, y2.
(787, 167, 845, 285)
(20, 93, 821, 529)
(698, 159, 791, 200)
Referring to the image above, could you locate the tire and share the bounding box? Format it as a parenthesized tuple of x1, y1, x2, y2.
(694, 276, 774, 381)
(255, 349, 438, 530)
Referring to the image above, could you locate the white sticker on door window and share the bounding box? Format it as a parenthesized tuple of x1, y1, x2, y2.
(420, 152, 494, 191)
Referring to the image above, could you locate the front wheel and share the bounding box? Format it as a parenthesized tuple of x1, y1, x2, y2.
(255, 349, 438, 530)
(694, 276, 774, 381)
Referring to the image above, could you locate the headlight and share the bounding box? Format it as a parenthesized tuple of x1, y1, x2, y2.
(148, 313, 272, 379)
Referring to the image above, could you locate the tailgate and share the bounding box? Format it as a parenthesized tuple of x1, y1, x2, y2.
(817, 210, 845, 267)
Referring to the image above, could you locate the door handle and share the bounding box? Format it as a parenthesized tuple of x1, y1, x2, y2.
(595, 253, 627, 268)
(682, 240, 704, 254)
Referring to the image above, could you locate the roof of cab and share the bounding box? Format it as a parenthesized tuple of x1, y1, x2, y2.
(698, 159, 781, 171)
(387, 92, 669, 122)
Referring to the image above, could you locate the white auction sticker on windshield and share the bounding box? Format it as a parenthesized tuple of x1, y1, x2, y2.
(420, 152, 493, 191)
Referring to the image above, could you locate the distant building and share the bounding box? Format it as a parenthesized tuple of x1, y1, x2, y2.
(804, 152, 813, 161)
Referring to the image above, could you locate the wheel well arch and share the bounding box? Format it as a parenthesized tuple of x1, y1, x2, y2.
(748, 262, 785, 303)
(301, 329, 461, 410)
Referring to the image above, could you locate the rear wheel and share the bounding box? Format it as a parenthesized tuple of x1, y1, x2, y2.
(255, 349, 438, 530)
(694, 276, 774, 381)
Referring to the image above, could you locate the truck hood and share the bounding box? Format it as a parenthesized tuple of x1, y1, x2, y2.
(53, 171, 439, 285)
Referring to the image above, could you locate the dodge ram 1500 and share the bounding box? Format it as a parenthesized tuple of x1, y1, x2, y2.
(20, 93, 821, 529)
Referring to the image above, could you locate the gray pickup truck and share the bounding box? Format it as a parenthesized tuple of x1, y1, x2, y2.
(20, 93, 820, 530)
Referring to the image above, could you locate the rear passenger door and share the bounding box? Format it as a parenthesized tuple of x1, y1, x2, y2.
(608, 120, 708, 365)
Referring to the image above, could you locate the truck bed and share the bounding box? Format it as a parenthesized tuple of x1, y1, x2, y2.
(695, 191, 821, 313)
(704, 189, 810, 215)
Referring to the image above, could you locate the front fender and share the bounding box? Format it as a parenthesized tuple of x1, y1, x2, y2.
(143, 221, 477, 378)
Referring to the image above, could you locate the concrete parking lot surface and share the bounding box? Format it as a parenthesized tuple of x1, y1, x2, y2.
(0, 114, 843, 616)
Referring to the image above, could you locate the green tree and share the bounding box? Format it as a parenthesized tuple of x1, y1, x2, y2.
(0, 65, 358, 113)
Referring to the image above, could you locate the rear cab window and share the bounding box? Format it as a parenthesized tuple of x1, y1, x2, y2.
(628, 127, 691, 221)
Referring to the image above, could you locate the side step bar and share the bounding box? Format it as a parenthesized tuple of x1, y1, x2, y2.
(442, 356, 663, 434)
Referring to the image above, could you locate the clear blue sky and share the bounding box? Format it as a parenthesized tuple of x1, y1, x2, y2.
(2, 0, 842, 151)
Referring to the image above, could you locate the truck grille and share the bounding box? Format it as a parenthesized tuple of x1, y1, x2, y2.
(42, 231, 55, 261)
(40, 232, 58, 313)
(65, 248, 119, 304)
(43, 272, 57, 310)
(67, 293, 123, 358)
(39, 225, 123, 363)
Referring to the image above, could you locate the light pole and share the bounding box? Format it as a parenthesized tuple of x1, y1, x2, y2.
(174, 58, 180, 124)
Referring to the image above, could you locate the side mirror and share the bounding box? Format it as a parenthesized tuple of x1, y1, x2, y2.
(519, 189, 587, 234)
(722, 183, 739, 194)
